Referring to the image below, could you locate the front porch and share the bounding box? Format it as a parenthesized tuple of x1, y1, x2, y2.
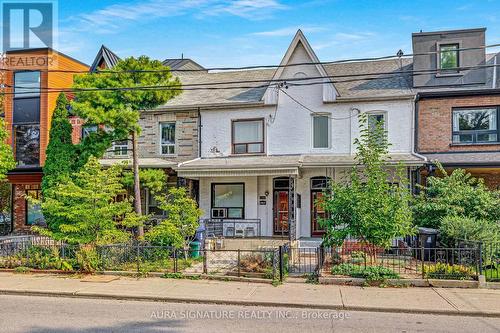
(178, 154, 426, 245)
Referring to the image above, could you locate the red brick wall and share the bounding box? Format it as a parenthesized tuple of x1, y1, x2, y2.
(69, 116, 84, 144)
(417, 95, 500, 153)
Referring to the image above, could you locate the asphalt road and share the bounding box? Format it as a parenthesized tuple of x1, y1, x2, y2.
(0, 294, 499, 333)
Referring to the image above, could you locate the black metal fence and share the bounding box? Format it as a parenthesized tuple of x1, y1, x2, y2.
(318, 243, 484, 280)
(0, 241, 282, 281)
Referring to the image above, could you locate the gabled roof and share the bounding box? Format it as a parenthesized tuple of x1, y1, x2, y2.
(263, 29, 338, 104)
(89, 45, 121, 72)
(163, 58, 206, 71)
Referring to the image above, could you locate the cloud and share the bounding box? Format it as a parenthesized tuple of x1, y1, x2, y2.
(203, 0, 287, 19)
(313, 32, 376, 50)
(251, 25, 327, 37)
(67, 0, 286, 33)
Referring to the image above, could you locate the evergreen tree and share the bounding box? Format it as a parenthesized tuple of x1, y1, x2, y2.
(42, 93, 76, 196)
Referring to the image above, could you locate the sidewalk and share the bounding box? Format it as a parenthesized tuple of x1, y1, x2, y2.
(0, 272, 499, 317)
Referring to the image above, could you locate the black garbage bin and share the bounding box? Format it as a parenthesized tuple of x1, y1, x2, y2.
(417, 227, 438, 261)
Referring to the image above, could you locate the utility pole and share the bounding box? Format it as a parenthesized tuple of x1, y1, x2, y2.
(132, 131, 144, 237)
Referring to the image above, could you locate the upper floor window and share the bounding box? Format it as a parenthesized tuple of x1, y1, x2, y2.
(232, 119, 264, 154)
(112, 140, 128, 156)
(368, 113, 387, 132)
(14, 71, 40, 98)
(312, 114, 330, 149)
(160, 122, 176, 155)
(14, 124, 40, 167)
(438, 43, 459, 71)
(81, 125, 98, 139)
(452, 107, 499, 144)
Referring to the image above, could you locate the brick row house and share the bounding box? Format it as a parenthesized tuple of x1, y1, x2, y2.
(2, 48, 88, 234)
(412, 28, 500, 189)
(2, 28, 499, 239)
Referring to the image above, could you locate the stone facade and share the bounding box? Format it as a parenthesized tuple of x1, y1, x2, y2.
(417, 95, 500, 153)
(136, 110, 199, 161)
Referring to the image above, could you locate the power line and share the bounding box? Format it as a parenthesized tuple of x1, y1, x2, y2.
(4, 62, 500, 96)
(1, 43, 499, 74)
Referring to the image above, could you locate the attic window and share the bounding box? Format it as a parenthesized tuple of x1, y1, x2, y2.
(438, 43, 459, 72)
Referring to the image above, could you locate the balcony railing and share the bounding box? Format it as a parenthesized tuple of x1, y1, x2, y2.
(202, 219, 261, 238)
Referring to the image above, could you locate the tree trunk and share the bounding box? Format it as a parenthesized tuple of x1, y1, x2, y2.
(132, 131, 144, 237)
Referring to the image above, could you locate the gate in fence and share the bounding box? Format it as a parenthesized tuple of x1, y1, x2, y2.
(285, 246, 320, 275)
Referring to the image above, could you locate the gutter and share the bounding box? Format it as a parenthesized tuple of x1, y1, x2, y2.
(417, 88, 500, 99)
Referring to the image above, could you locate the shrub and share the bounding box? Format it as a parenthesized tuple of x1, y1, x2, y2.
(423, 263, 476, 280)
(76, 246, 100, 273)
(331, 263, 399, 281)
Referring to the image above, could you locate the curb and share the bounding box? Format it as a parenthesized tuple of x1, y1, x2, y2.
(1, 289, 500, 318)
(318, 276, 493, 289)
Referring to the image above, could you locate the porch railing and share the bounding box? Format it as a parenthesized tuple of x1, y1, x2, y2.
(202, 219, 261, 238)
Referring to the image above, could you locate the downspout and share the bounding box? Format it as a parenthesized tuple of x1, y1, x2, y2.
(197, 107, 202, 158)
(411, 94, 427, 194)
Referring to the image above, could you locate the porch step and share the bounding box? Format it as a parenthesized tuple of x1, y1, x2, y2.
(298, 238, 322, 249)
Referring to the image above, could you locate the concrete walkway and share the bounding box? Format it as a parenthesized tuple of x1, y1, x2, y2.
(0, 272, 499, 317)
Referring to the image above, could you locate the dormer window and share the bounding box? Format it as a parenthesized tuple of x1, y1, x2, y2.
(438, 43, 459, 71)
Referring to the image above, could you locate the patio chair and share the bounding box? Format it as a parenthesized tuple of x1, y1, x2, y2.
(225, 226, 235, 237)
(244, 226, 256, 238)
(234, 228, 245, 238)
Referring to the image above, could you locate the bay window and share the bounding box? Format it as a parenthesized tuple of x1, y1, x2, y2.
(452, 107, 499, 144)
(211, 183, 244, 219)
(232, 119, 264, 154)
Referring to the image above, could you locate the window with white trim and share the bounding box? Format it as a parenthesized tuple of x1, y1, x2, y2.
(232, 119, 264, 154)
(160, 122, 176, 155)
(113, 140, 128, 156)
(312, 115, 330, 148)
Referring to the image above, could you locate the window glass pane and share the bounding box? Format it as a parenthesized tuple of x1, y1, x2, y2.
(233, 120, 263, 144)
(213, 184, 244, 208)
(26, 190, 43, 225)
(440, 44, 459, 70)
(14, 125, 40, 166)
(313, 115, 329, 148)
(13, 98, 40, 124)
(247, 143, 263, 153)
(15, 71, 40, 98)
(227, 208, 243, 219)
(311, 177, 329, 189)
(477, 133, 497, 142)
(161, 123, 175, 144)
(234, 144, 247, 154)
(453, 109, 496, 131)
(368, 114, 385, 132)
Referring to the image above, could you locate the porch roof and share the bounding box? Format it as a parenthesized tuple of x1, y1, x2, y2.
(424, 152, 500, 167)
(176, 153, 426, 178)
(99, 158, 177, 169)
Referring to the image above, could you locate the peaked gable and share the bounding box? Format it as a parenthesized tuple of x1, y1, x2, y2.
(263, 30, 338, 104)
(89, 45, 121, 72)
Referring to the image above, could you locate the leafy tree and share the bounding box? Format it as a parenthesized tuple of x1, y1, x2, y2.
(0, 117, 15, 180)
(34, 157, 145, 245)
(71, 56, 181, 236)
(440, 215, 500, 246)
(42, 93, 77, 196)
(320, 114, 414, 255)
(145, 187, 202, 251)
(413, 166, 500, 229)
(0, 181, 11, 233)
